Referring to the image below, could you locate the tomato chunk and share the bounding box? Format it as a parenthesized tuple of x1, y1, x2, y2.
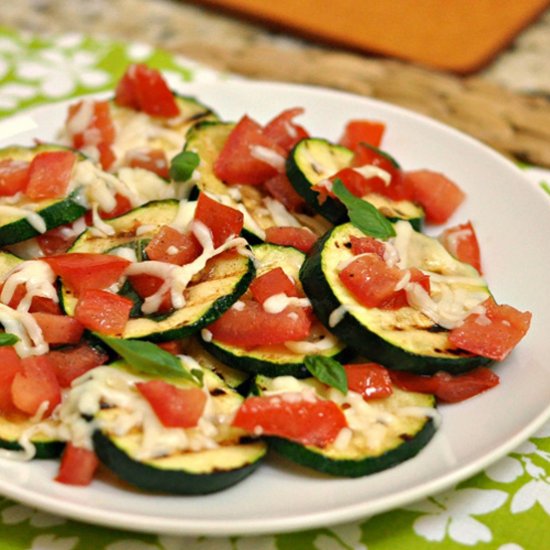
(264, 173, 306, 212)
(339, 119, 386, 150)
(31, 312, 84, 345)
(66, 100, 116, 170)
(194, 192, 244, 248)
(0, 159, 30, 197)
(137, 380, 207, 428)
(448, 297, 531, 361)
(11, 356, 61, 417)
(55, 443, 99, 486)
(349, 235, 386, 257)
(249, 267, 298, 305)
(263, 108, 309, 152)
(1, 283, 61, 315)
(389, 367, 500, 403)
(440, 221, 482, 273)
(265, 226, 317, 253)
(115, 64, 180, 118)
(144, 225, 202, 265)
(127, 274, 172, 313)
(209, 299, 311, 348)
(47, 344, 109, 388)
(124, 148, 170, 179)
(344, 363, 393, 400)
(44, 253, 130, 295)
(0, 347, 23, 414)
(98, 193, 133, 220)
(233, 395, 347, 447)
(339, 253, 403, 308)
(37, 223, 81, 256)
(25, 150, 77, 200)
(214, 115, 285, 185)
(74, 289, 133, 335)
(403, 169, 465, 224)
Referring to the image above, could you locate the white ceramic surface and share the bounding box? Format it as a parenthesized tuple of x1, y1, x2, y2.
(0, 81, 549, 536)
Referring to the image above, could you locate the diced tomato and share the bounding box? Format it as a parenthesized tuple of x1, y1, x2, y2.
(127, 274, 172, 313)
(381, 267, 431, 310)
(194, 192, 244, 248)
(349, 235, 386, 257)
(99, 193, 133, 220)
(55, 443, 99, 486)
(115, 64, 180, 118)
(136, 380, 207, 428)
(0, 347, 22, 414)
(389, 367, 500, 403)
(47, 344, 109, 388)
(124, 148, 170, 179)
(66, 100, 116, 170)
(232, 395, 347, 447)
(264, 173, 306, 212)
(25, 150, 77, 200)
(1, 283, 61, 314)
(263, 108, 309, 152)
(214, 115, 286, 185)
(37, 223, 80, 256)
(339, 119, 386, 150)
(330, 167, 387, 198)
(11, 355, 61, 417)
(31, 312, 84, 345)
(440, 221, 482, 273)
(209, 299, 311, 348)
(157, 340, 185, 355)
(352, 144, 409, 201)
(144, 225, 202, 265)
(250, 267, 298, 305)
(403, 169, 465, 224)
(448, 297, 532, 361)
(344, 362, 393, 400)
(339, 253, 403, 308)
(264, 226, 317, 254)
(0, 159, 30, 197)
(43, 253, 130, 295)
(74, 289, 133, 335)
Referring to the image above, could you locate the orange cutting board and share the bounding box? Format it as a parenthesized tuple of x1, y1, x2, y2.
(197, 0, 550, 73)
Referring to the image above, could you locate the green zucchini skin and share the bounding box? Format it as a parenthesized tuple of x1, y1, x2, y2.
(300, 224, 492, 375)
(253, 375, 437, 478)
(0, 417, 64, 459)
(92, 431, 265, 495)
(0, 144, 88, 246)
(267, 419, 435, 478)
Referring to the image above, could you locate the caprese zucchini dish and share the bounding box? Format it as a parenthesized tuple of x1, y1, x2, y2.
(0, 64, 531, 493)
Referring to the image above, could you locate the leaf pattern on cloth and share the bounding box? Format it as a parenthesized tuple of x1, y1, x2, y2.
(0, 25, 548, 550)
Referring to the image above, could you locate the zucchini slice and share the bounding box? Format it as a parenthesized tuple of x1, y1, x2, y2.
(91, 361, 267, 494)
(300, 222, 492, 374)
(61, 200, 255, 342)
(0, 144, 88, 246)
(286, 138, 424, 228)
(202, 243, 348, 378)
(254, 374, 437, 477)
(0, 416, 63, 459)
(184, 121, 330, 241)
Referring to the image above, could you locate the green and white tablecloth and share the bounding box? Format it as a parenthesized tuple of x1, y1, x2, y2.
(0, 27, 549, 550)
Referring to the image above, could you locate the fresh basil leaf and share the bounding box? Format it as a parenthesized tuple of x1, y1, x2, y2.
(0, 333, 19, 346)
(332, 179, 396, 240)
(96, 334, 199, 384)
(169, 151, 200, 182)
(304, 355, 348, 394)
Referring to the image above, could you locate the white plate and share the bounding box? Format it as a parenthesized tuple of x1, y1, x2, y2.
(0, 81, 549, 537)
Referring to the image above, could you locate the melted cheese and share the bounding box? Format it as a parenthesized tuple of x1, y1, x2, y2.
(263, 197, 301, 228)
(0, 303, 48, 357)
(262, 294, 311, 314)
(354, 165, 391, 186)
(249, 145, 285, 172)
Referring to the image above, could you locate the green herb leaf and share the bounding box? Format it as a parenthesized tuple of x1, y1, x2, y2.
(169, 151, 200, 182)
(96, 334, 199, 384)
(304, 355, 348, 394)
(332, 179, 396, 240)
(0, 333, 19, 346)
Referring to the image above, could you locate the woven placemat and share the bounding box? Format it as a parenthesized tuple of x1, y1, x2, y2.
(5, 0, 550, 167)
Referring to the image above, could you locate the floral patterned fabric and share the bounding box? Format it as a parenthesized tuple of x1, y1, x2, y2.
(0, 27, 548, 550)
